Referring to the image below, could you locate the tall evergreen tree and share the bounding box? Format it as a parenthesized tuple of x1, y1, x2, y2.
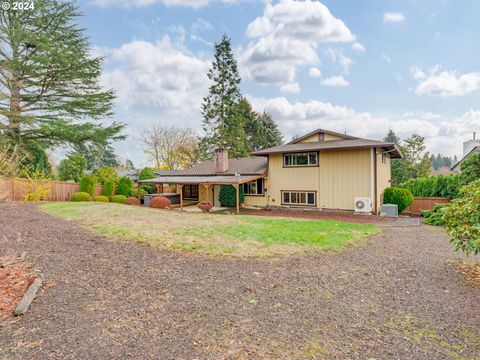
(0, 0, 124, 164)
(200, 34, 245, 158)
(384, 128, 401, 145)
(72, 142, 119, 170)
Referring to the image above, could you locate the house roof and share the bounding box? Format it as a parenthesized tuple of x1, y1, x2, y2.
(451, 146, 480, 170)
(139, 174, 264, 185)
(251, 138, 403, 158)
(289, 128, 357, 144)
(154, 157, 268, 177)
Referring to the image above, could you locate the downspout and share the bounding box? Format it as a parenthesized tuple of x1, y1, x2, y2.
(374, 148, 378, 214)
(370, 148, 377, 214)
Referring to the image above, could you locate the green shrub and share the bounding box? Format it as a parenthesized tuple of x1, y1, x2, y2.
(459, 153, 480, 186)
(93, 195, 109, 202)
(443, 180, 480, 256)
(422, 204, 448, 226)
(79, 174, 97, 196)
(383, 187, 414, 214)
(219, 185, 244, 207)
(101, 180, 115, 198)
(93, 167, 119, 185)
(117, 176, 134, 197)
(72, 192, 92, 202)
(139, 167, 156, 194)
(58, 154, 87, 182)
(400, 175, 461, 199)
(111, 195, 127, 204)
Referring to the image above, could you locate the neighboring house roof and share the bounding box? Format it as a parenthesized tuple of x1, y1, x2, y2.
(251, 138, 403, 158)
(117, 169, 139, 181)
(451, 146, 480, 171)
(289, 128, 357, 144)
(155, 157, 268, 177)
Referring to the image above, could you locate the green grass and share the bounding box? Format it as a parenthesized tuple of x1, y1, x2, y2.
(41, 202, 380, 257)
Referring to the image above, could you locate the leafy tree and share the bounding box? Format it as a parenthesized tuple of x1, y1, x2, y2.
(93, 166, 118, 185)
(384, 130, 432, 186)
(117, 176, 134, 197)
(139, 167, 156, 194)
(72, 143, 119, 170)
(0, 0, 124, 161)
(58, 154, 87, 182)
(141, 125, 199, 170)
(384, 128, 401, 145)
(19, 143, 53, 177)
(79, 174, 97, 196)
(459, 153, 480, 185)
(200, 34, 246, 158)
(239, 97, 283, 152)
(444, 180, 480, 255)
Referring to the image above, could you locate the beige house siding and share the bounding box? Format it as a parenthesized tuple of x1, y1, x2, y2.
(375, 149, 391, 212)
(318, 149, 372, 210)
(299, 133, 346, 143)
(267, 148, 374, 211)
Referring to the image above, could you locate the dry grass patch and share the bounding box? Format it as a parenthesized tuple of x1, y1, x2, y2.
(41, 202, 380, 257)
(451, 260, 480, 287)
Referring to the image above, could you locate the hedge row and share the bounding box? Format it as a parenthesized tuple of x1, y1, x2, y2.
(399, 175, 460, 199)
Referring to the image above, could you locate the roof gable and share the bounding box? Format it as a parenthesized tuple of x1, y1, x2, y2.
(289, 128, 357, 144)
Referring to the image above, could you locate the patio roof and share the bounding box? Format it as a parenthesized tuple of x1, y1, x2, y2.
(139, 174, 263, 185)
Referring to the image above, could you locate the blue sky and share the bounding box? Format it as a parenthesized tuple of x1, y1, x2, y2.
(77, 0, 480, 166)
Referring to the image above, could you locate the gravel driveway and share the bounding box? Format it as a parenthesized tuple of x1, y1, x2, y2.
(0, 203, 479, 360)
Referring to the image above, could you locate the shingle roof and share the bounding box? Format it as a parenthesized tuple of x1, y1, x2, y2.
(251, 138, 403, 158)
(155, 157, 268, 177)
(451, 146, 480, 170)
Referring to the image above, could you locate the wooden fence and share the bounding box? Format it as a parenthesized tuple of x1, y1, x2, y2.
(404, 197, 450, 216)
(0, 177, 103, 202)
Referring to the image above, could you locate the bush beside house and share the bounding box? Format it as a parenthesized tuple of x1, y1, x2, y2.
(150, 196, 171, 209)
(383, 187, 414, 214)
(117, 176, 134, 197)
(219, 185, 244, 207)
(125, 197, 140, 206)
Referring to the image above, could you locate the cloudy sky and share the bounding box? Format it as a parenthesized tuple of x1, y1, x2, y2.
(78, 0, 480, 166)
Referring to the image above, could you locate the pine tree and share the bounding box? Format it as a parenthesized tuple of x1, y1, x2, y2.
(384, 128, 401, 145)
(200, 34, 245, 158)
(72, 143, 119, 170)
(0, 0, 124, 162)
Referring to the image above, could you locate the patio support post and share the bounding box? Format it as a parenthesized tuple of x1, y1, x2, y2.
(202, 184, 211, 203)
(234, 184, 240, 215)
(179, 184, 183, 210)
(156, 184, 160, 195)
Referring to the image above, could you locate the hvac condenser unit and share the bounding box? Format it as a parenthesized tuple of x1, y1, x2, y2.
(354, 197, 373, 213)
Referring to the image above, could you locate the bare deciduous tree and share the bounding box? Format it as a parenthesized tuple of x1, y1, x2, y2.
(140, 125, 200, 170)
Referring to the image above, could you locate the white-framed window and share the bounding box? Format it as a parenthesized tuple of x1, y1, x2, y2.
(281, 191, 316, 206)
(283, 152, 318, 167)
(242, 178, 264, 196)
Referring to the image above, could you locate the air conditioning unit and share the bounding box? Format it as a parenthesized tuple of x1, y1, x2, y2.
(354, 197, 373, 213)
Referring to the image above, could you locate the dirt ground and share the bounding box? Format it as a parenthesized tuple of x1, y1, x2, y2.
(0, 203, 479, 360)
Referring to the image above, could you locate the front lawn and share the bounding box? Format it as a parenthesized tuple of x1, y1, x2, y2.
(41, 202, 380, 256)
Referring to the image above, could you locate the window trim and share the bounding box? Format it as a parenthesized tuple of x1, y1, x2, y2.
(283, 152, 319, 168)
(281, 190, 317, 207)
(241, 178, 265, 197)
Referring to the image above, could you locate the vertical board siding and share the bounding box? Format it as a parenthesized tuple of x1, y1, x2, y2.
(0, 177, 103, 202)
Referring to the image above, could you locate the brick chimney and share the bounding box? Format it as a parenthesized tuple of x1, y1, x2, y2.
(214, 148, 228, 173)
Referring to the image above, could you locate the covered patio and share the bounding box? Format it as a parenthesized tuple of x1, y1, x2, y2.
(138, 174, 264, 215)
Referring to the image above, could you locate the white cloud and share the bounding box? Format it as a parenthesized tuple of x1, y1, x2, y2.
(240, 0, 355, 87)
(381, 53, 391, 63)
(383, 12, 405, 23)
(191, 18, 213, 33)
(309, 67, 322, 78)
(414, 66, 480, 97)
(325, 48, 353, 73)
(280, 82, 300, 94)
(247, 96, 477, 157)
(352, 42, 365, 52)
(321, 76, 349, 87)
(90, 0, 241, 8)
(99, 36, 210, 114)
